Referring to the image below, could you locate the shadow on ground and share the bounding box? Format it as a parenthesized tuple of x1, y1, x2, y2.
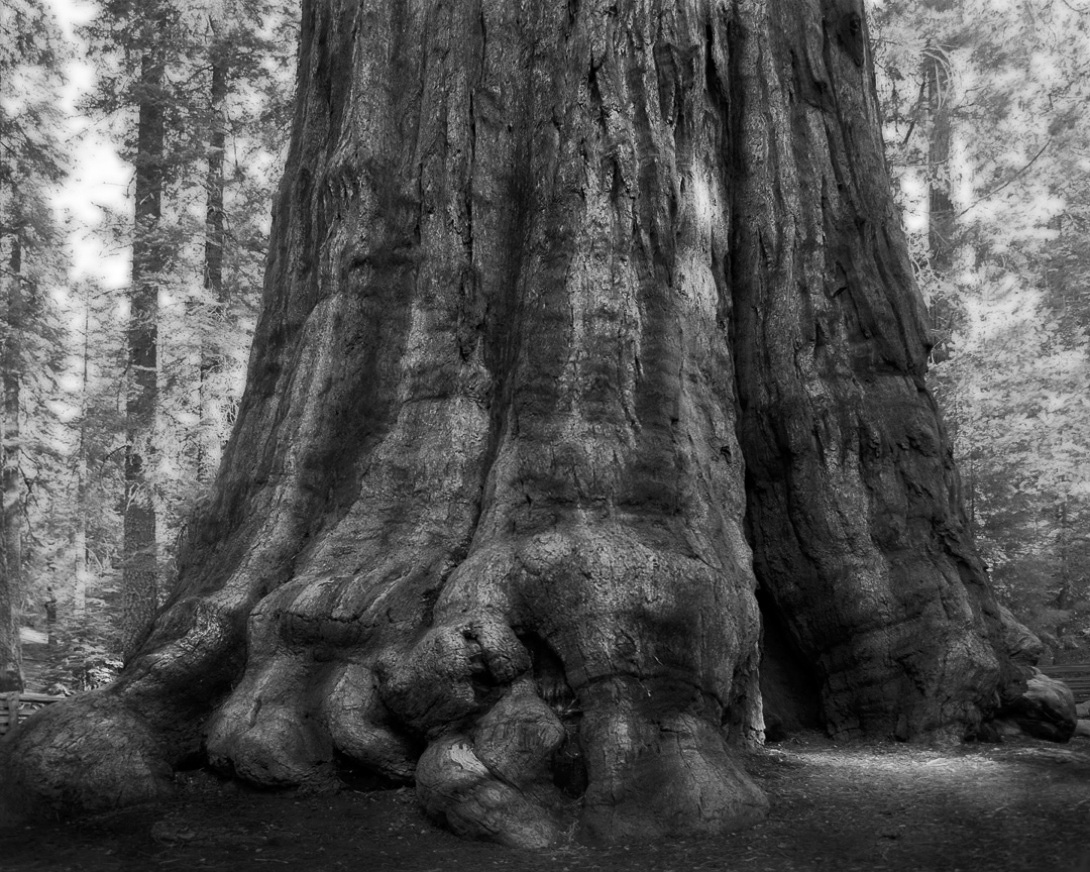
(2, 733, 1088, 871)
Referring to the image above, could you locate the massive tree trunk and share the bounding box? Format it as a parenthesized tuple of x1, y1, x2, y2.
(0, 0, 1007, 847)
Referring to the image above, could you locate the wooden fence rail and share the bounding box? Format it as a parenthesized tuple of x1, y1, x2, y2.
(0, 691, 66, 737)
(1039, 664, 1090, 701)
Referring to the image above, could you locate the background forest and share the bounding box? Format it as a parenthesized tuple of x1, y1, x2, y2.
(0, 0, 1087, 694)
(872, 0, 1090, 654)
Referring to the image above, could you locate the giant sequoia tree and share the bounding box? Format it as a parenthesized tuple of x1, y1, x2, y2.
(1, 0, 1010, 847)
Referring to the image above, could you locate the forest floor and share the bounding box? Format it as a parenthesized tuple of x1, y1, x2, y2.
(1, 732, 1088, 872)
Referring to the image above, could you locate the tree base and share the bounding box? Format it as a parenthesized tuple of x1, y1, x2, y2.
(0, 691, 171, 826)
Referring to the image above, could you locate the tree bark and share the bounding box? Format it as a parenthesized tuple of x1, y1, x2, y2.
(0, 237, 23, 693)
(197, 16, 229, 484)
(121, 46, 166, 657)
(73, 289, 93, 619)
(0, 0, 1008, 846)
(733, 1, 1000, 741)
(920, 0, 958, 363)
(924, 42, 954, 273)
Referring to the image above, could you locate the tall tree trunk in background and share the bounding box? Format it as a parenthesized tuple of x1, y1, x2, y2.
(198, 14, 229, 484)
(72, 291, 93, 619)
(1, 0, 1008, 846)
(922, 0, 957, 363)
(0, 238, 24, 692)
(925, 41, 954, 273)
(121, 47, 166, 657)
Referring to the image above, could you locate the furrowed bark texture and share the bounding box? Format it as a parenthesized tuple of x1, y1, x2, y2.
(0, 0, 1004, 846)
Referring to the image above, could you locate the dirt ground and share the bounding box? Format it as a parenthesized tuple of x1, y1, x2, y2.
(2, 732, 1088, 872)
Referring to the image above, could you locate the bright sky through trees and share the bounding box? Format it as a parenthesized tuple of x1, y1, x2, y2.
(45, 0, 129, 288)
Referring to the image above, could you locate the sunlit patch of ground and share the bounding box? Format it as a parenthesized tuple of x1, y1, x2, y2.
(2, 733, 1088, 871)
